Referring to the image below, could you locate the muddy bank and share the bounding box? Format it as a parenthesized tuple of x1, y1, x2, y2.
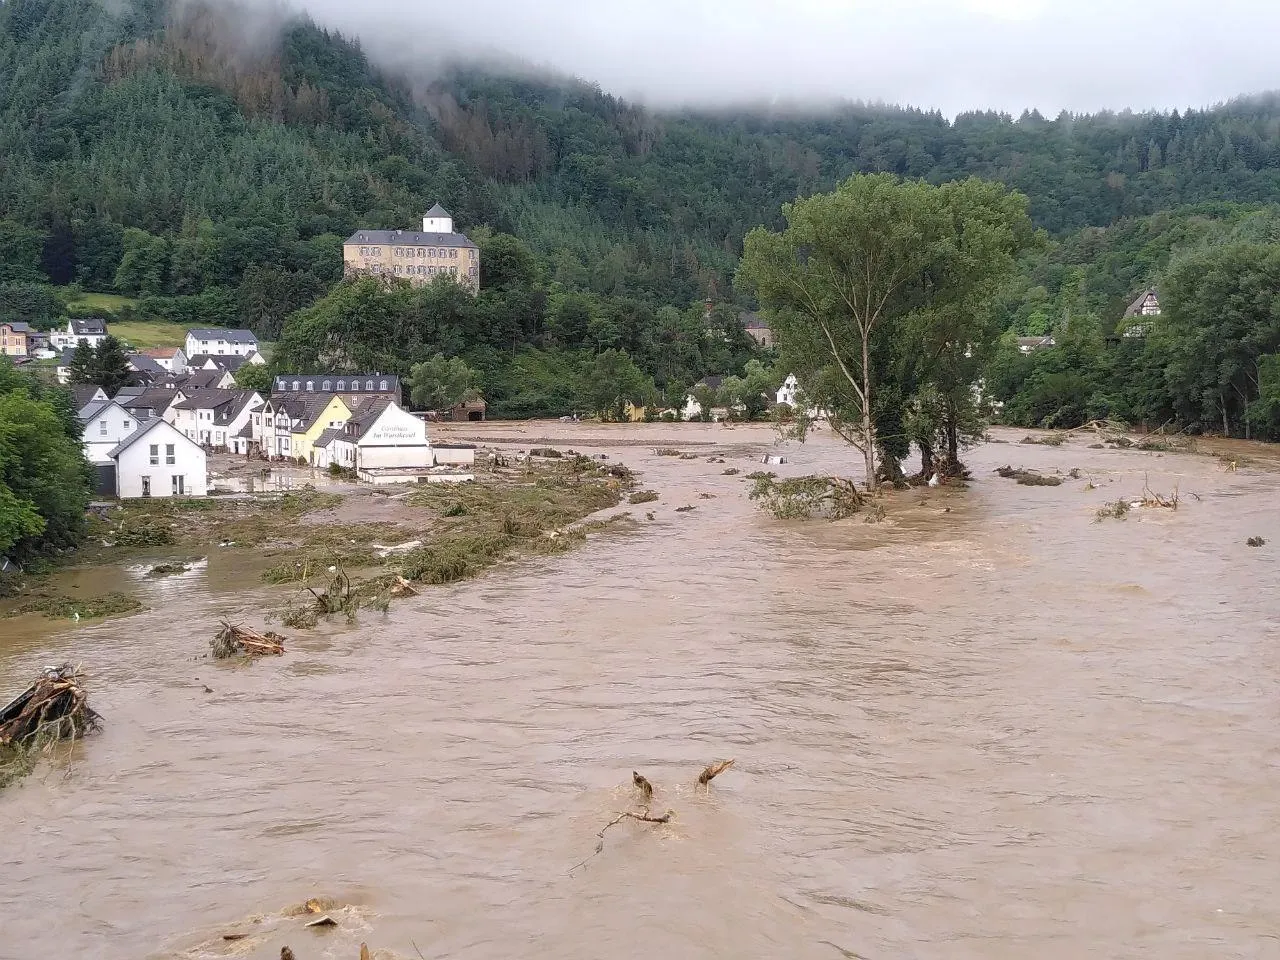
(1, 422, 1278, 959)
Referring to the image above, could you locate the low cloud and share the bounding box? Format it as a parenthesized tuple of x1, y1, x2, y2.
(252, 0, 1280, 115)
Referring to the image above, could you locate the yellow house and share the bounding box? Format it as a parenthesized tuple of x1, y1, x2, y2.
(622, 400, 648, 423)
(290, 395, 354, 465)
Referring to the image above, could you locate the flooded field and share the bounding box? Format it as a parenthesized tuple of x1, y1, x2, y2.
(2, 422, 1278, 960)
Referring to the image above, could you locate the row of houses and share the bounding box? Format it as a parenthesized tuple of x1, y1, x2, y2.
(73, 371, 473, 498)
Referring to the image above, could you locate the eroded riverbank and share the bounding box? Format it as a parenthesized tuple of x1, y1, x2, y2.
(2, 423, 1278, 960)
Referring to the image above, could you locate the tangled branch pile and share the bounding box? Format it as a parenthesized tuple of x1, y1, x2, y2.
(749, 475, 864, 519)
(212, 622, 286, 659)
(0, 664, 101, 747)
(994, 465, 1064, 487)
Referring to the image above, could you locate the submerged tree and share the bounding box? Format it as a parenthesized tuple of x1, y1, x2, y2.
(409, 354, 479, 411)
(737, 173, 1035, 488)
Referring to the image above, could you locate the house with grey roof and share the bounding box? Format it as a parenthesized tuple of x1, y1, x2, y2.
(51, 317, 108, 350)
(272, 373, 401, 401)
(184, 328, 259, 360)
(169, 389, 264, 449)
(342, 203, 480, 291)
(107, 417, 206, 499)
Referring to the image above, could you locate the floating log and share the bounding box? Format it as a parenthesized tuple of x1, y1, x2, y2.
(212, 622, 286, 659)
(632, 770, 653, 800)
(698, 759, 736, 785)
(0, 664, 101, 747)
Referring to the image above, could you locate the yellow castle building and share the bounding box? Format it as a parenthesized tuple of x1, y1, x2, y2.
(342, 204, 480, 291)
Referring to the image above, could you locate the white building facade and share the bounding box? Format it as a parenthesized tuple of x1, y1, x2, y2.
(81, 400, 144, 464)
(185, 328, 259, 359)
(109, 420, 207, 499)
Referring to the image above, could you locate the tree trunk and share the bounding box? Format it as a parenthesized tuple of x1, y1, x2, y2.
(944, 399, 960, 477)
(861, 329, 877, 490)
(1221, 391, 1229, 437)
(918, 442, 935, 482)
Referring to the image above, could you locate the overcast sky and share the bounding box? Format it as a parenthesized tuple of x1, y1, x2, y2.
(279, 0, 1278, 115)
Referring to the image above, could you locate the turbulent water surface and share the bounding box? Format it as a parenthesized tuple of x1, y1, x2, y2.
(2, 423, 1278, 960)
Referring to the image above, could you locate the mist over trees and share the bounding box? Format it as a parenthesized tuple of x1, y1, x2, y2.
(2, 0, 1280, 432)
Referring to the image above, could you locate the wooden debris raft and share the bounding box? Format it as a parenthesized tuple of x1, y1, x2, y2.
(212, 622, 286, 659)
(571, 760, 739, 874)
(0, 664, 101, 747)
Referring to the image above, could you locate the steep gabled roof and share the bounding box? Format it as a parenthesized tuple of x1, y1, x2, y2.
(143, 347, 180, 359)
(71, 318, 107, 335)
(313, 427, 344, 448)
(106, 417, 198, 460)
(1123, 288, 1160, 317)
(128, 354, 167, 375)
(343, 398, 393, 441)
(425, 202, 450, 218)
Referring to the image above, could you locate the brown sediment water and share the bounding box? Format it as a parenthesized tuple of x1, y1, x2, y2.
(2, 423, 1279, 960)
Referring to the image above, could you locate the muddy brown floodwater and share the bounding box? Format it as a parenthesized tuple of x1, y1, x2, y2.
(2, 423, 1280, 960)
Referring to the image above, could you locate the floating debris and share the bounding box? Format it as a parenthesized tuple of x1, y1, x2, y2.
(628, 490, 659, 504)
(0, 664, 102, 748)
(698, 758, 736, 785)
(633, 770, 653, 801)
(674, 505, 696, 512)
(1247, 536, 1266, 547)
(211, 622, 286, 659)
(994, 465, 1063, 487)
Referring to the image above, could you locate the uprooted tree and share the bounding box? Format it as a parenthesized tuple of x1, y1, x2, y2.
(737, 173, 1037, 488)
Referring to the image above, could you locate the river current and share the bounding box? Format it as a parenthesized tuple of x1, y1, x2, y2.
(2, 423, 1278, 960)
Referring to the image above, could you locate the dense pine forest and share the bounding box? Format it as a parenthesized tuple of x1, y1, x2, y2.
(3, 0, 1280, 431)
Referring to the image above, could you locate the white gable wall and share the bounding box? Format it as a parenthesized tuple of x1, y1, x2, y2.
(356, 404, 431, 469)
(82, 402, 144, 464)
(114, 422, 207, 498)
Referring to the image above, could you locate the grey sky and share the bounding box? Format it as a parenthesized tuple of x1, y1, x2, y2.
(280, 0, 1279, 115)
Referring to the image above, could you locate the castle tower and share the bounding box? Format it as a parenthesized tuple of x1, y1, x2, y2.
(422, 203, 453, 234)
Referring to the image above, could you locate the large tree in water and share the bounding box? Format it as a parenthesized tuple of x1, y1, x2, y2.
(737, 173, 1036, 488)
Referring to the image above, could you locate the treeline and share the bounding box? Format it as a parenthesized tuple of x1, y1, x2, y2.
(0, 361, 91, 565)
(274, 232, 757, 418)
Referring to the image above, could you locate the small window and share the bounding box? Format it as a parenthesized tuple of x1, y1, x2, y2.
(292, 380, 300, 391)
(123, 419, 131, 431)
(165, 443, 175, 466)
(418, 248, 426, 257)
(359, 246, 368, 256)
(365, 380, 374, 391)
(322, 379, 331, 390)
(306, 380, 314, 391)
(451, 249, 458, 259)
(380, 379, 389, 391)
(149, 443, 159, 466)
(141, 476, 151, 498)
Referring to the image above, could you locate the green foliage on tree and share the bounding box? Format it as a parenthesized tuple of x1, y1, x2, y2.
(68, 340, 95, 384)
(575, 349, 655, 420)
(231, 361, 272, 394)
(69, 335, 132, 394)
(718, 360, 777, 421)
(409, 354, 478, 411)
(738, 174, 1034, 486)
(0, 360, 90, 561)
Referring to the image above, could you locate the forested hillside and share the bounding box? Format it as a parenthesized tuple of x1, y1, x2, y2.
(3, 0, 1280, 428)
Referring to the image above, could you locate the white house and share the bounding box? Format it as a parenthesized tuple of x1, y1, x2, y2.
(682, 375, 724, 422)
(79, 400, 146, 464)
(185, 328, 259, 359)
(141, 347, 187, 373)
(776, 373, 799, 407)
(169, 389, 264, 449)
(108, 419, 207, 499)
(187, 352, 266, 373)
(51, 317, 108, 351)
(326, 400, 434, 481)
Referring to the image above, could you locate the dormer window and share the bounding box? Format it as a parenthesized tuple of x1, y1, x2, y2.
(380, 380, 389, 391)
(366, 380, 374, 391)
(337, 380, 346, 391)
(292, 380, 300, 391)
(306, 380, 314, 391)
(322, 379, 331, 390)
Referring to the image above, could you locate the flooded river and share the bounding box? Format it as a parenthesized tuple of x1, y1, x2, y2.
(2, 424, 1279, 960)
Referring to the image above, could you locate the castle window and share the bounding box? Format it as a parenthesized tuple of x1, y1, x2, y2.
(380, 380, 389, 391)
(418, 248, 426, 257)
(292, 380, 300, 390)
(306, 380, 314, 391)
(322, 379, 331, 390)
(359, 246, 368, 256)
(451, 249, 458, 259)
(337, 380, 346, 390)
(366, 380, 374, 391)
